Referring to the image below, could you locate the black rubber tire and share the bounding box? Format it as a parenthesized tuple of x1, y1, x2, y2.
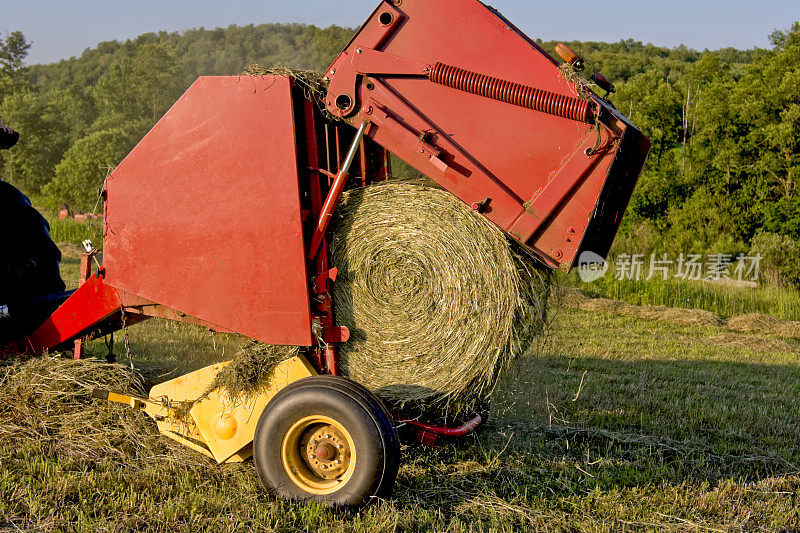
(253, 375, 400, 507)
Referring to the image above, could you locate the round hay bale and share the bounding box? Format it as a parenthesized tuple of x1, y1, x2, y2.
(330, 182, 549, 414)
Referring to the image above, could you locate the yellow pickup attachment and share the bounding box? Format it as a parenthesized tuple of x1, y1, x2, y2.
(94, 355, 316, 463)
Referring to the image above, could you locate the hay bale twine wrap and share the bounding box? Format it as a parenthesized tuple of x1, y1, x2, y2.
(330, 182, 549, 415)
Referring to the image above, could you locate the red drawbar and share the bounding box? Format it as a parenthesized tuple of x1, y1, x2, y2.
(25, 274, 121, 355)
(400, 414, 484, 447)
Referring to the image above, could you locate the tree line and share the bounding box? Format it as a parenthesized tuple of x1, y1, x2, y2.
(0, 24, 354, 212)
(0, 21, 798, 285)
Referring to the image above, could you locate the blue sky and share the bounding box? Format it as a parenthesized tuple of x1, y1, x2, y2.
(1, 0, 797, 65)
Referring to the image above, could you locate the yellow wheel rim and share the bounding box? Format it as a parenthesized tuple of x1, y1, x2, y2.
(280, 415, 357, 495)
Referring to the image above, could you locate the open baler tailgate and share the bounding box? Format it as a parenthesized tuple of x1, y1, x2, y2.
(324, 0, 650, 269)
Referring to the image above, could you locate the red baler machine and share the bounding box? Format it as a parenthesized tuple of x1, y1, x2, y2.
(11, 0, 649, 506)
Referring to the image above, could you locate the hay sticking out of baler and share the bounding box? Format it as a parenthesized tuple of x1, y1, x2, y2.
(557, 63, 593, 101)
(241, 63, 338, 120)
(330, 182, 550, 414)
(199, 341, 298, 402)
(0, 356, 203, 468)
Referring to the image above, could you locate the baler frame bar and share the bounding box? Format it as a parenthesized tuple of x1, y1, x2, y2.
(327, 44, 597, 126)
(307, 121, 369, 259)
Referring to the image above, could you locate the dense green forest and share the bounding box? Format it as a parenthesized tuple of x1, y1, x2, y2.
(0, 21, 798, 285)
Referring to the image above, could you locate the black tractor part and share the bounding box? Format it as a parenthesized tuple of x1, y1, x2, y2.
(0, 182, 66, 346)
(0, 124, 18, 150)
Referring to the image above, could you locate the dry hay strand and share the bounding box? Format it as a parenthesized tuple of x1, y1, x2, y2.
(557, 63, 592, 101)
(241, 63, 338, 120)
(561, 288, 722, 327)
(199, 340, 298, 403)
(0, 355, 204, 469)
(330, 182, 550, 414)
(726, 313, 800, 340)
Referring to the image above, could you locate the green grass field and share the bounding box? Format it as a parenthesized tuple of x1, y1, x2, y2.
(564, 271, 800, 322)
(2, 249, 799, 531)
(5, 307, 800, 531)
(47, 217, 104, 249)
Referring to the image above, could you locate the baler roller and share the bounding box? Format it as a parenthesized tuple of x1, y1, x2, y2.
(428, 62, 595, 124)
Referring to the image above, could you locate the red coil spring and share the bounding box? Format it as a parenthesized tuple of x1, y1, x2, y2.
(429, 62, 594, 124)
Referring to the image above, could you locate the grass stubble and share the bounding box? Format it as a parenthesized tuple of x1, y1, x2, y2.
(4, 193, 800, 530)
(3, 302, 800, 531)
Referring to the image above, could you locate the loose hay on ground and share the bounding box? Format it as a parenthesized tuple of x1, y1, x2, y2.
(561, 289, 723, 327)
(690, 332, 800, 355)
(727, 313, 800, 340)
(0, 355, 205, 469)
(563, 288, 800, 341)
(329, 182, 550, 414)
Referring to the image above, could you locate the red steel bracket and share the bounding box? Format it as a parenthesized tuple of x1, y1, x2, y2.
(26, 273, 122, 355)
(72, 249, 98, 359)
(312, 267, 338, 295)
(400, 414, 484, 447)
(322, 326, 350, 344)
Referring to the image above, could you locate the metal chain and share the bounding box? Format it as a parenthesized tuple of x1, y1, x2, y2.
(119, 306, 134, 370)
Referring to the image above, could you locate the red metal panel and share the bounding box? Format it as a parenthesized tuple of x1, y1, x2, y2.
(326, 0, 649, 269)
(26, 274, 122, 354)
(104, 76, 312, 346)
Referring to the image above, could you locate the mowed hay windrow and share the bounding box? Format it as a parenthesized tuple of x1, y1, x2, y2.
(330, 182, 550, 413)
(0, 356, 204, 469)
(561, 289, 724, 327)
(727, 313, 800, 340)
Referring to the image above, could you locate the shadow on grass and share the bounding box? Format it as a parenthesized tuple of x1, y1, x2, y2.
(390, 354, 800, 519)
(65, 303, 800, 528)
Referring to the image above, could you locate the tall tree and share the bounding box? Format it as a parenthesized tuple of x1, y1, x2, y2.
(0, 89, 75, 194)
(92, 42, 189, 133)
(0, 31, 31, 95)
(44, 128, 139, 211)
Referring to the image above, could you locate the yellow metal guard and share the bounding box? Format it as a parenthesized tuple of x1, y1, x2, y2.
(94, 355, 317, 463)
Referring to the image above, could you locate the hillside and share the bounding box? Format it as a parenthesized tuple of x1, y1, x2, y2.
(0, 21, 798, 285)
